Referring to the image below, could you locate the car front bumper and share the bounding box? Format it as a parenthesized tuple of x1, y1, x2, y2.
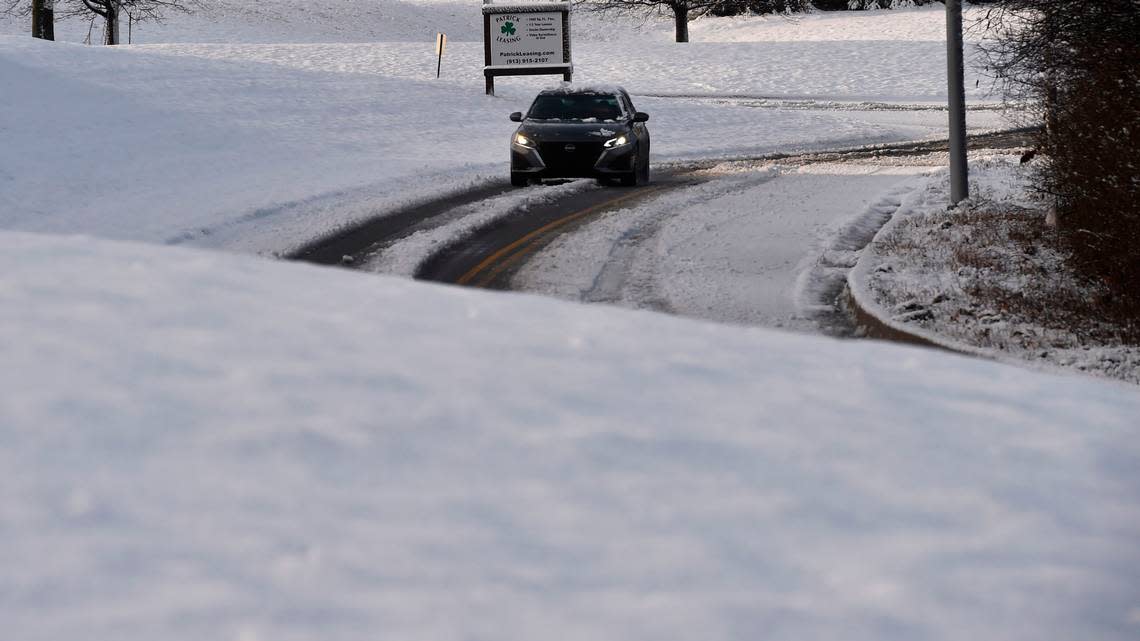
(512, 140, 635, 178)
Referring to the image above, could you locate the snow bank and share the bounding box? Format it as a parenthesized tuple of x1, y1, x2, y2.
(3, 229, 1140, 641)
(848, 157, 1140, 384)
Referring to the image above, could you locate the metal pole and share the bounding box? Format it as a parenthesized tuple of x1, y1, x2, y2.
(946, 0, 969, 205)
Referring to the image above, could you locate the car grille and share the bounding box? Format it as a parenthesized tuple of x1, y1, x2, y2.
(538, 141, 605, 176)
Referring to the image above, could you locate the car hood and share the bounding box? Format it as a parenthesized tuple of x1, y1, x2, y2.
(517, 121, 631, 143)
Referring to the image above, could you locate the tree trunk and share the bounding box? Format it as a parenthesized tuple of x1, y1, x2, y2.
(673, 3, 689, 43)
(1042, 9, 1060, 227)
(104, 1, 120, 45)
(31, 0, 43, 38)
(32, 0, 55, 40)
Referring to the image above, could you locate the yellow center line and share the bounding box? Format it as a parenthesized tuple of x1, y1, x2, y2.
(456, 186, 662, 287)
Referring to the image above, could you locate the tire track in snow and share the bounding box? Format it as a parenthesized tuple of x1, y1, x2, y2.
(580, 169, 782, 310)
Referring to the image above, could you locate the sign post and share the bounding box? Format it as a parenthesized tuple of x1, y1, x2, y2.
(435, 32, 447, 78)
(482, 0, 573, 96)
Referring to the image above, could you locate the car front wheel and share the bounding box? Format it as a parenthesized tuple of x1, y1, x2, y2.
(636, 154, 650, 185)
(637, 141, 651, 185)
(510, 172, 529, 187)
(618, 151, 640, 186)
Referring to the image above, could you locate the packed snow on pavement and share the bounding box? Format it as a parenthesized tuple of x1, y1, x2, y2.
(2, 3, 1139, 641)
(512, 159, 944, 331)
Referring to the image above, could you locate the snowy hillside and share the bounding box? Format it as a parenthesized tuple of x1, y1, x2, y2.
(3, 230, 1140, 641)
(1, 0, 485, 43)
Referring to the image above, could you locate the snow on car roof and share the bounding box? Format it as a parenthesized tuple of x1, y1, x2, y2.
(538, 82, 627, 95)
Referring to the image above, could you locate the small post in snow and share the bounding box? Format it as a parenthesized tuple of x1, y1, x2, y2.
(946, 0, 969, 205)
(435, 33, 447, 78)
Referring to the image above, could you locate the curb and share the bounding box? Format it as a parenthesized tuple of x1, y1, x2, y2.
(843, 195, 997, 361)
(843, 285, 956, 353)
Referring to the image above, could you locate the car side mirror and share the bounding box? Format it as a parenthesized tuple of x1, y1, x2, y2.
(633, 112, 649, 123)
(509, 112, 523, 122)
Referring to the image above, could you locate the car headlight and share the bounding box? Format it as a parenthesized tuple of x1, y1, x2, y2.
(514, 133, 536, 148)
(603, 134, 630, 149)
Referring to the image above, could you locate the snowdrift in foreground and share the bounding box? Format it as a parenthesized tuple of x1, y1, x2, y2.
(3, 230, 1138, 641)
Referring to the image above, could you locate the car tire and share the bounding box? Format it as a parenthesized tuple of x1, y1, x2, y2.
(510, 172, 529, 187)
(637, 154, 650, 185)
(619, 155, 638, 186)
(638, 140, 651, 185)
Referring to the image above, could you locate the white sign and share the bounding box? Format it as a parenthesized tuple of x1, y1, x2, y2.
(488, 12, 565, 68)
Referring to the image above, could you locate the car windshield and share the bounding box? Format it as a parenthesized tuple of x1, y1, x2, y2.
(527, 93, 624, 122)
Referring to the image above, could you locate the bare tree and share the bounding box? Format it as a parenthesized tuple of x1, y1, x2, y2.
(39, 0, 200, 45)
(846, 0, 938, 8)
(1, 0, 54, 39)
(708, 0, 809, 17)
(576, 0, 723, 42)
(1, 1, 31, 25)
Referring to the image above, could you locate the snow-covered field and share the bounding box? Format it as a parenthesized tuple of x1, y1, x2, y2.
(2, 3, 1009, 254)
(3, 3, 1139, 640)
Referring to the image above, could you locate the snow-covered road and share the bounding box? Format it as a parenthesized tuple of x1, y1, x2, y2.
(357, 133, 1022, 336)
(304, 124, 1031, 337)
(511, 160, 934, 331)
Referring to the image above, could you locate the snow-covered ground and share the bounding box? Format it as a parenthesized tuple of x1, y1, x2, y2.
(4, 230, 1140, 641)
(2, 4, 1009, 255)
(3, 3, 1139, 640)
(849, 156, 1140, 385)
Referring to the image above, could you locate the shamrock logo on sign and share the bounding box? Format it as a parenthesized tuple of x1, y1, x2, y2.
(501, 21, 516, 35)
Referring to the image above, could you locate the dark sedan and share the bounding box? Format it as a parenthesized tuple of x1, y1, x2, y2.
(509, 86, 650, 187)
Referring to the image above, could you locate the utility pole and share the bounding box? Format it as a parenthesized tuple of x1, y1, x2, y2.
(32, 0, 55, 40)
(946, 0, 969, 205)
